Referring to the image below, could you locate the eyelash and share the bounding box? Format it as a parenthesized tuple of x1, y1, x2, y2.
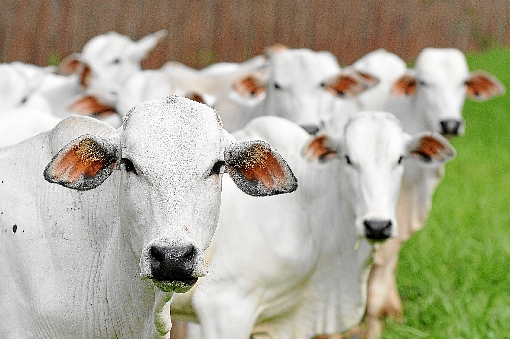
(210, 160, 226, 175)
(120, 158, 137, 174)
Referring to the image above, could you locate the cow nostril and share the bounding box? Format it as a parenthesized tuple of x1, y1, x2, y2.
(440, 119, 462, 136)
(363, 219, 392, 241)
(150, 245, 166, 263)
(301, 124, 320, 135)
(148, 244, 198, 282)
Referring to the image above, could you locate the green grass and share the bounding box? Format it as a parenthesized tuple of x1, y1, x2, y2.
(383, 49, 510, 338)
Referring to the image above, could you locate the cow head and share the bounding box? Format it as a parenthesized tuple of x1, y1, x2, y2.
(44, 96, 297, 293)
(61, 30, 168, 107)
(303, 111, 455, 241)
(391, 48, 505, 137)
(0, 63, 54, 112)
(261, 48, 379, 135)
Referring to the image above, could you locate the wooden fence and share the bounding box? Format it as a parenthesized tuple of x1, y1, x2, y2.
(1, 0, 509, 69)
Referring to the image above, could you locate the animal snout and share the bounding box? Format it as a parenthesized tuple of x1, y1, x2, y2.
(440, 119, 463, 136)
(363, 219, 392, 241)
(149, 244, 199, 284)
(300, 124, 321, 135)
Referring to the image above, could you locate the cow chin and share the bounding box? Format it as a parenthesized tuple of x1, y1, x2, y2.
(152, 278, 199, 293)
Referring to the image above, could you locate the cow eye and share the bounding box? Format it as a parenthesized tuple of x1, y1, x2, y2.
(398, 155, 405, 165)
(210, 160, 226, 175)
(418, 80, 428, 86)
(274, 82, 282, 90)
(345, 155, 352, 165)
(20, 96, 28, 105)
(111, 58, 121, 64)
(120, 158, 137, 174)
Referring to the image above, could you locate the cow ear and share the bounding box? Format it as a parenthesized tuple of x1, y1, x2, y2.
(465, 71, 505, 101)
(69, 95, 117, 117)
(44, 135, 120, 191)
(302, 134, 340, 163)
(406, 132, 456, 165)
(132, 29, 168, 61)
(224, 140, 297, 196)
(391, 74, 417, 97)
(59, 53, 82, 75)
(321, 71, 379, 98)
(232, 72, 267, 99)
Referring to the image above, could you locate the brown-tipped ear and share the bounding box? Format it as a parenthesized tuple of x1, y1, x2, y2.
(407, 132, 456, 165)
(391, 74, 417, 97)
(302, 134, 339, 162)
(322, 72, 378, 98)
(232, 73, 267, 98)
(44, 135, 120, 191)
(185, 92, 207, 104)
(225, 140, 297, 196)
(465, 71, 505, 101)
(59, 53, 82, 75)
(69, 95, 117, 118)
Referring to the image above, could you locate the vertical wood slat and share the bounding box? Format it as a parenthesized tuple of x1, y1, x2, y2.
(0, 0, 509, 68)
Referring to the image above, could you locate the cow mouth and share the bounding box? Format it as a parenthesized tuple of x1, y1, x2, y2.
(151, 277, 199, 293)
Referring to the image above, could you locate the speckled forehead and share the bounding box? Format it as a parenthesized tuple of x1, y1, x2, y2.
(121, 97, 225, 168)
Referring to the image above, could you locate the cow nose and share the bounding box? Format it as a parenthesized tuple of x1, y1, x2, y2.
(363, 219, 392, 241)
(300, 124, 320, 135)
(440, 119, 462, 136)
(149, 244, 198, 283)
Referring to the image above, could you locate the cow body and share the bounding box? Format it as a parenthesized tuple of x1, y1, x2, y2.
(360, 48, 505, 338)
(0, 96, 297, 338)
(170, 113, 455, 339)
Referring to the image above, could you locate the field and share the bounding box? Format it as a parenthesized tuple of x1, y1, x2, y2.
(382, 49, 510, 338)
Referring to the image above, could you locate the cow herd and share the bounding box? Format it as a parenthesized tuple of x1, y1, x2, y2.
(0, 30, 505, 339)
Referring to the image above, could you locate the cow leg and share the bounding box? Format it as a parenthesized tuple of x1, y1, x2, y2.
(366, 238, 403, 339)
(170, 320, 189, 339)
(193, 293, 258, 339)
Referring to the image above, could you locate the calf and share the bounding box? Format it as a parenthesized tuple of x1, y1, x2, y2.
(169, 112, 455, 339)
(0, 96, 297, 338)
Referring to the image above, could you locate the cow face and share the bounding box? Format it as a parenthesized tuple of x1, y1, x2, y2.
(0, 63, 52, 111)
(61, 30, 167, 107)
(391, 48, 505, 137)
(265, 49, 343, 134)
(303, 112, 455, 241)
(44, 96, 297, 293)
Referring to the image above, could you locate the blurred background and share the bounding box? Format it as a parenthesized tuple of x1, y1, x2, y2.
(1, 0, 509, 68)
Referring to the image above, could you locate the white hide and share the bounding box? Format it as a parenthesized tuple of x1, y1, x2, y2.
(387, 47, 505, 136)
(0, 63, 61, 147)
(359, 48, 504, 339)
(170, 113, 455, 339)
(0, 96, 297, 339)
(213, 48, 375, 134)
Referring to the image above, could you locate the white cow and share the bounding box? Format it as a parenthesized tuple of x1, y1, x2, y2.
(0, 63, 61, 147)
(0, 96, 297, 339)
(169, 112, 455, 339)
(354, 48, 505, 339)
(210, 47, 377, 134)
(30, 30, 167, 126)
(114, 56, 269, 119)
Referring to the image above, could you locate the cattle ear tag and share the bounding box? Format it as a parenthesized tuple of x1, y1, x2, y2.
(407, 132, 456, 165)
(44, 135, 120, 191)
(224, 140, 298, 197)
(302, 134, 339, 163)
